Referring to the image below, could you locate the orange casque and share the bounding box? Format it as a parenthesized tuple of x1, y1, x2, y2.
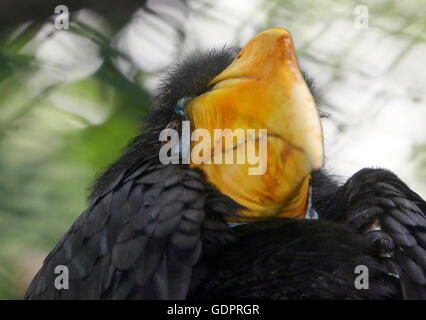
(186, 28, 324, 221)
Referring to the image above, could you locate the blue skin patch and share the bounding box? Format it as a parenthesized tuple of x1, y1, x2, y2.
(172, 97, 192, 156)
(174, 97, 192, 157)
(175, 97, 192, 120)
(305, 186, 319, 220)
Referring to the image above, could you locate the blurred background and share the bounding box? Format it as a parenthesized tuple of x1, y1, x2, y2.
(0, 0, 425, 299)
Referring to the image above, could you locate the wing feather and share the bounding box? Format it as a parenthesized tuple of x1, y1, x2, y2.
(344, 168, 426, 298)
(25, 160, 207, 299)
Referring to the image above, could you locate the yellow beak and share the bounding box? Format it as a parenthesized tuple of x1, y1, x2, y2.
(187, 28, 324, 219)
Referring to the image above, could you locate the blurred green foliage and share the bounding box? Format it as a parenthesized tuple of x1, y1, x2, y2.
(0, 17, 150, 298)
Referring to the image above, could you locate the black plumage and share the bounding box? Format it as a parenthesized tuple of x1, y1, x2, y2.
(191, 218, 401, 299)
(313, 168, 426, 299)
(192, 168, 426, 299)
(25, 45, 426, 300)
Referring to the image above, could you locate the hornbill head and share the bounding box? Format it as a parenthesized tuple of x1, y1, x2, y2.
(94, 29, 324, 221)
(185, 29, 324, 220)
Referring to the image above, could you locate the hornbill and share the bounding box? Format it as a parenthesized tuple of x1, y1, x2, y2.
(25, 29, 426, 299)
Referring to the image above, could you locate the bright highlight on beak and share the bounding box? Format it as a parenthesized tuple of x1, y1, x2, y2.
(208, 28, 324, 170)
